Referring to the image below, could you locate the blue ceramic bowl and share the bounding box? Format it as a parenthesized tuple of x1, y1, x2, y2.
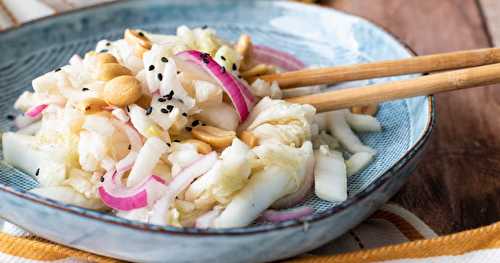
(0, 1, 434, 262)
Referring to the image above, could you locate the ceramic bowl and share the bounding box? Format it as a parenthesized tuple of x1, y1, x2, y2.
(0, 1, 434, 262)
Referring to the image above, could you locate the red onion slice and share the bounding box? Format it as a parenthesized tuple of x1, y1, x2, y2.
(175, 50, 254, 122)
(150, 151, 218, 224)
(262, 206, 313, 222)
(252, 45, 305, 71)
(98, 170, 167, 211)
(25, 104, 48, 118)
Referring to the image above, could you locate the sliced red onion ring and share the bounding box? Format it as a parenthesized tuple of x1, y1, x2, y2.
(25, 104, 48, 118)
(252, 45, 305, 71)
(175, 50, 254, 122)
(150, 151, 218, 224)
(98, 169, 167, 211)
(262, 206, 313, 222)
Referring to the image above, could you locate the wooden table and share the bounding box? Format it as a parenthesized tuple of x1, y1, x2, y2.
(322, 0, 500, 235)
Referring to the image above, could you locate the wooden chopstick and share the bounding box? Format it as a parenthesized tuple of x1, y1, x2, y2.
(285, 63, 500, 113)
(262, 48, 500, 89)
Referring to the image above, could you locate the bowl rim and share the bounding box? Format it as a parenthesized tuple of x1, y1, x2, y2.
(0, 0, 436, 236)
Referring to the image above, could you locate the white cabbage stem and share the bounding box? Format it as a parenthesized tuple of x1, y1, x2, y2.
(325, 110, 376, 154)
(314, 146, 347, 202)
(214, 165, 291, 228)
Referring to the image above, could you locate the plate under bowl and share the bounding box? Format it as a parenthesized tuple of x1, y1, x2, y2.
(0, 1, 434, 262)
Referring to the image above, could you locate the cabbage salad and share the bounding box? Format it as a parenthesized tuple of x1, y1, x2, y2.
(2, 26, 382, 228)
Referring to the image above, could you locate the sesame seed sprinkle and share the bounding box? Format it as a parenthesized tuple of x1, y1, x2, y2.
(220, 56, 226, 61)
(202, 25, 208, 29)
(166, 105, 174, 111)
(166, 143, 171, 147)
(161, 57, 168, 63)
(157, 73, 163, 81)
(161, 108, 169, 114)
(54, 68, 61, 72)
(182, 112, 188, 117)
(6, 115, 14, 121)
(100, 176, 105, 182)
(192, 120, 200, 127)
(82, 88, 89, 91)
(145, 107, 153, 115)
(174, 139, 180, 143)
(232, 63, 237, 71)
(35, 168, 40, 176)
(138, 32, 145, 37)
(158, 97, 166, 102)
(185, 127, 192, 132)
(128, 144, 132, 150)
(148, 65, 155, 71)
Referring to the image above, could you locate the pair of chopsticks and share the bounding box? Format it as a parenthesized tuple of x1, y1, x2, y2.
(260, 48, 500, 112)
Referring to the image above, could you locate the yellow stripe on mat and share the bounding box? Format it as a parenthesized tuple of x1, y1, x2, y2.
(0, 232, 121, 262)
(288, 221, 500, 263)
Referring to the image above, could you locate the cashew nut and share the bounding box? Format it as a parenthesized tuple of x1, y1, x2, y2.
(96, 53, 118, 65)
(191, 125, 236, 149)
(96, 63, 132, 81)
(77, 98, 108, 114)
(235, 34, 253, 70)
(124, 29, 152, 58)
(239, 131, 258, 148)
(103, 75, 142, 107)
(183, 139, 213, 154)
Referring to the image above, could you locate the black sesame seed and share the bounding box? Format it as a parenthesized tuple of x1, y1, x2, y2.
(138, 32, 145, 37)
(174, 139, 180, 143)
(161, 108, 169, 114)
(6, 115, 15, 121)
(192, 120, 200, 127)
(232, 63, 237, 71)
(221, 66, 226, 73)
(177, 71, 181, 74)
(145, 106, 153, 115)
(166, 142, 171, 147)
(82, 88, 89, 91)
(166, 105, 174, 111)
(100, 49, 108, 53)
(161, 57, 168, 63)
(168, 90, 174, 97)
(185, 127, 192, 132)
(202, 123, 207, 126)
(85, 106, 91, 111)
(126, 105, 130, 112)
(238, 75, 242, 79)
(201, 25, 208, 29)
(106, 42, 111, 46)
(157, 73, 163, 81)
(182, 112, 188, 117)
(148, 65, 155, 71)
(54, 68, 61, 72)
(220, 55, 226, 61)
(128, 144, 132, 150)
(35, 168, 40, 176)
(100, 176, 105, 182)
(202, 57, 210, 64)
(158, 97, 166, 102)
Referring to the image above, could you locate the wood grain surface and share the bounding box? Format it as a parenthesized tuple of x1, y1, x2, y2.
(323, 0, 499, 235)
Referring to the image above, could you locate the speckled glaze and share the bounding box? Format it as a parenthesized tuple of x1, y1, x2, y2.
(0, 1, 435, 262)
